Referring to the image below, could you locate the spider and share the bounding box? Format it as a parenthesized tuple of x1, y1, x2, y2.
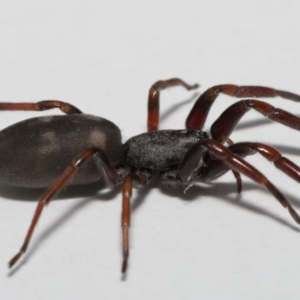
(3, 78, 300, 273)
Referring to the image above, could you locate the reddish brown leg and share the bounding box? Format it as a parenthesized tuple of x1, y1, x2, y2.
(202, 143, 256, 181)
(121, 175, 132, 273)
(211, 99, 300, 141)
(179, 139, 300, 224)
(247, 143, 300, 183)
(0, 100, 82, 114)
(204, 142, 300, 185)
(186, 84, 300, 130)
(222, 137, 242, 193)
(148, 78, 199, 131)
(8, 148, 117, 268)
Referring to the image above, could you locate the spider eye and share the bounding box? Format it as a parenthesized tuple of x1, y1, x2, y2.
(196, 130, 209, 140)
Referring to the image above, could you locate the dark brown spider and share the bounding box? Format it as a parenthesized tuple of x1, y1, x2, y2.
(2, 78, 300, 273)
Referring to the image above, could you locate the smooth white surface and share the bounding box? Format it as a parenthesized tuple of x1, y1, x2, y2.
(1, 1, 300, 299)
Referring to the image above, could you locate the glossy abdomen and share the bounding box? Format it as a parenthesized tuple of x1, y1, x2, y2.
(0, 114, 123, 187)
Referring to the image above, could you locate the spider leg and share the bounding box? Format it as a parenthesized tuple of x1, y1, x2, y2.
(0, 100, 82, 114)
(186, 84, 300, 130)
(121, 175, 132, 273)
(204, 142, 300, 185)
(220, 137, 242, 193)
(201, 143, 256, 181)
(8, 148, 117, 268)
(231, 169, 242, 193)
(211, 99, 300, 141)
(179, 139, 300, 225)
(148, 78, 199, 131)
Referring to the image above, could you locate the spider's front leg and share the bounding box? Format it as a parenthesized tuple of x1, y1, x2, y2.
(186, 84, 300, 130)
(203, 142, 300, 185)
(178, 139, 300, 225)
(147, 78, 199, 131)
(211, 99, 300, 141)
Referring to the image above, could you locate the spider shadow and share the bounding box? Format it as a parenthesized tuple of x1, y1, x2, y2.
(130, 179, 300, 230)
(7, 184, 121, 277)
(159, 92, 199, 124)
(159, 181, 300, 231)
(7, 179, 300, 276)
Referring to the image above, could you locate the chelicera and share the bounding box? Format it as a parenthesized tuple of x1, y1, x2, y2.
(3, 78, 300, 273)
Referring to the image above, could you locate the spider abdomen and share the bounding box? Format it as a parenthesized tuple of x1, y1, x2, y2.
(0, 114, 123, 187)
(123, 129, 208, 170)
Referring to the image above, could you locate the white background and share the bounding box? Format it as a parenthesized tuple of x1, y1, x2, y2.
(1, 1, 300, 299)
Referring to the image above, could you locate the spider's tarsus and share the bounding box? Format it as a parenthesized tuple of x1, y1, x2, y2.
(122, 257, 128, 273)
(8, 251, 23, 268)
(189, 83, 200, 90)
(236, 176, 242, 194)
